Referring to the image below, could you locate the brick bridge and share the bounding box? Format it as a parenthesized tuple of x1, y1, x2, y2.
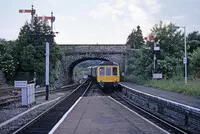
(58, 44, 129, 83)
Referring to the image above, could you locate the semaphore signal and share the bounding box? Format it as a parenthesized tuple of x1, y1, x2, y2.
(19, 5, 36, 21)
(38, 16, 55, 22)
(19, 9, 32, 13)
(144, 35, 155, 42)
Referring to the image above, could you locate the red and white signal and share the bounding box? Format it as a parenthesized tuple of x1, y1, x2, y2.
(144, 32, 157, 42)
(144, 35, 156, 42)
(38, 16, 55, 22)
(19, 9, 32, 13)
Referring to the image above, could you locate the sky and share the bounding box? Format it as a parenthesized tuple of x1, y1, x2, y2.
(0, 0, 200, 44)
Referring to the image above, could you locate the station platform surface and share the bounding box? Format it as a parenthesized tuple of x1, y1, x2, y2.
(51, 96, 168, 134)
(120, 82, 200, 109)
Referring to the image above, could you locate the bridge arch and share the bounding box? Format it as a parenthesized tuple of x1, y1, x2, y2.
(67, 57, 109, 83)
(59, 44, 128, 83)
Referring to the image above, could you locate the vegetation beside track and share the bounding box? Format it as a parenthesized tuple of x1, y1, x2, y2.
(124, 76, 200, 97)
(125, 22, 200, 98)
(146, 79, 200, 97)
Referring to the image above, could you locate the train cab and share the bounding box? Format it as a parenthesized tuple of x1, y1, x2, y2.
(96, 61, 120, 88)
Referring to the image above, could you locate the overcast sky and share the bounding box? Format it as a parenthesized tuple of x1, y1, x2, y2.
(0, 0, 200, 44)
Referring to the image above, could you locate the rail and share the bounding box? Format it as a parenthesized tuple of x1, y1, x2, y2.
(118, 84, 200, 134)
(0, 83, 79, 107)
(13, 80, 92, 134)
(110, 91, 189, 134)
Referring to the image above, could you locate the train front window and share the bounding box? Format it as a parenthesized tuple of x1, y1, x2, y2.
(106, 67, 111, 76)
(99, 67, 104, 76)
(113, 67, 118, 75)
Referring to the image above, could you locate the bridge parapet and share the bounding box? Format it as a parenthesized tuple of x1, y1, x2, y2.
(59, 44, 127, 53)
(58, 44, 128, 83)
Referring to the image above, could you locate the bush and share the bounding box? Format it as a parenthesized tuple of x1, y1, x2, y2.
(189, 48, 200, 78)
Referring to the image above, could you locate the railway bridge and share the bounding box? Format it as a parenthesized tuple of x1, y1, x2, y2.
(58, 44, 129, 83)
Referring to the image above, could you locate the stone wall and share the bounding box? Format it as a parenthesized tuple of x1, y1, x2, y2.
(120, 85, 200, 133)
(60, 44, 127, 54)
(52, 60, 67, 89)
(59, 44, 128, 83)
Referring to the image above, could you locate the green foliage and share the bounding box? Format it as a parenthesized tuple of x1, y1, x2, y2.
(189, 48, 200, 78)
(13, 17, 61, 85)
(20, 45, 36, 71)
(187, 31, 200, 53)
(126, 49, 152, 81)
(125, 21, 200, 97)
(0, 40, 16, 81)
(151, 21, 184, 78)
(126, 25, 145, 49)
(126, 22, 188, 83)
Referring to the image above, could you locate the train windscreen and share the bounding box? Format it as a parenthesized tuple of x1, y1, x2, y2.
(106, 67, 111, 76)
(100, 67, 104, 76)
(112, 67, 118, 75)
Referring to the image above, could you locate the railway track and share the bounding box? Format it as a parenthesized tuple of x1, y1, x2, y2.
(83, 82, 105, 97)
(0, 87, 20, 97)
(0, 83, 79, 107)
(13, 80, 92, 134)
(110, 91, 190, 134)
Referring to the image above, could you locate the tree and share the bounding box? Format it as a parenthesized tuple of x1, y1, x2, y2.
(126, 48, 153, 83)
(189, 48, 200, 78)
(0, 39, 16, 81)
(14, 16, 61, 85)
(151, 21, 184, 78)
(187, 31, 200, 53)
(126, 25, 145, 49)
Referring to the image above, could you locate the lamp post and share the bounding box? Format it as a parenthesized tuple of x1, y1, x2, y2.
(176, 26, 187, 84)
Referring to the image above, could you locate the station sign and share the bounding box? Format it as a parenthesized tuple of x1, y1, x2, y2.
(154, 46, 160, 51)
(14, 81, 27, 88)
(183, 57, 187, 64)
(153, 73, 162, 79)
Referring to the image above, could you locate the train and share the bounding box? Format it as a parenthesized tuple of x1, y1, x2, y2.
(87, 61, 120, 92)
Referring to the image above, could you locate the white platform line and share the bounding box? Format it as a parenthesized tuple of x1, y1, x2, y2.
(108, 96, 170, 134)
(120, 83, 200, 112)
(48, 97, 82, 134)
(0, 97, 61, 128)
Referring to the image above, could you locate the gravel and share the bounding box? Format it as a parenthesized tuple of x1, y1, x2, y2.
(0, 90, 72, 134)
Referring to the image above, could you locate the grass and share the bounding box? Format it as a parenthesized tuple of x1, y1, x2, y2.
(124, 75, 200, 98)
(146, 79, 200, 98)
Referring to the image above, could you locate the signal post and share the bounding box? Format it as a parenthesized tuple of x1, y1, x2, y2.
(38, 13, 56, 100)
(144, 34, 162, 79)
(19, 5, 56, 100)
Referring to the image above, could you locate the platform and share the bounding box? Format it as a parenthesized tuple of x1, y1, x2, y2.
(50, 96, 168, 134)
(120, 82, 200, 109)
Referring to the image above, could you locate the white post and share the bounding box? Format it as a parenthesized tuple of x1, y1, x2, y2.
(153, 42, 156, 70)
(184, 27, 187, 84)
(46, 42, 49, 100)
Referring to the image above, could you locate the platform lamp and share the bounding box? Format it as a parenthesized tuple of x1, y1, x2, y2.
(175, 26, 187, 84)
